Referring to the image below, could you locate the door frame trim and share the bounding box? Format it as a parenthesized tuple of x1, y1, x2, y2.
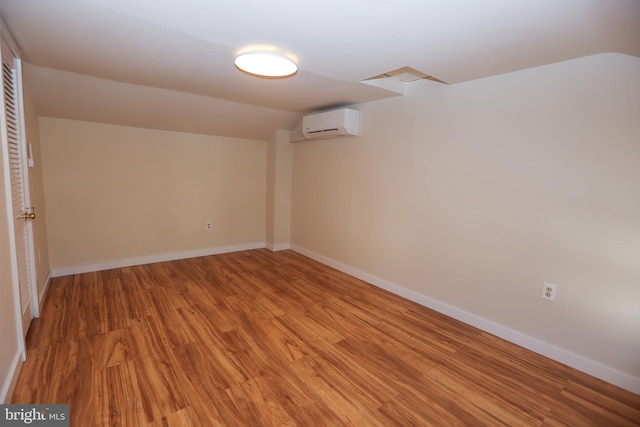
(14, 50, 39, 320)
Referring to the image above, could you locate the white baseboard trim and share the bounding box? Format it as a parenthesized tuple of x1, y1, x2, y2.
(1, 350, 23, 403)
(290, 244, 640, 395)
(51, 242, 266, 277)
(267, 243, 291, 252)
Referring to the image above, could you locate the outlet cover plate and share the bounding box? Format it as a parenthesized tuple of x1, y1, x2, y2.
(541, 282, 557, 302)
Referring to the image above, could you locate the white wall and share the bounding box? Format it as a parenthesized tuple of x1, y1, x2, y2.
(290, 53, 640, 387)
(39, 118, 268, 272)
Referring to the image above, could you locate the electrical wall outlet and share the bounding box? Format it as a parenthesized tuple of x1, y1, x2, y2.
(541, 282, 557, 302)
(205, 221, 213, 231)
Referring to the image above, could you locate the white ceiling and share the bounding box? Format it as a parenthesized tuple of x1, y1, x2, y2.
(1, 0, 639, 140)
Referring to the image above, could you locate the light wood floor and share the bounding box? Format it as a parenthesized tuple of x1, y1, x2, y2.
(11, 249, 640, 426)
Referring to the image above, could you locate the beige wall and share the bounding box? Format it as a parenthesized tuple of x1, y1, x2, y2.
(291, 53, 640, 378)
(266, 130, 293, 250)
(39, 118, 267, 270)
(0, 112, 20, 402)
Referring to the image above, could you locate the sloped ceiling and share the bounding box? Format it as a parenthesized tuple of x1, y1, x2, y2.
(1, 0, 639, 140)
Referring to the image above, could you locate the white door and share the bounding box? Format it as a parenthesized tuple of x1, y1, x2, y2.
(1, 38, 37, 340)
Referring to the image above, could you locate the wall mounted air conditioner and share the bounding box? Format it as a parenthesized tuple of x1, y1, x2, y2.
(302, 108, 360, 139)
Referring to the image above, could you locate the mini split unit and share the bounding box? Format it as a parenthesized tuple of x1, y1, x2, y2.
(302, 108, 360, 139)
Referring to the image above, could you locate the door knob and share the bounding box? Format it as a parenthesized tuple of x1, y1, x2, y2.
(20, 208, 36, 220)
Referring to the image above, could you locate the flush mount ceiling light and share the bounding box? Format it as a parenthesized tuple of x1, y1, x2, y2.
(234, 51, 298, 78)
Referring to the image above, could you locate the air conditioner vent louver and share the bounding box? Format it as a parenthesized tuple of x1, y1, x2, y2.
(306, 128, 339, 134)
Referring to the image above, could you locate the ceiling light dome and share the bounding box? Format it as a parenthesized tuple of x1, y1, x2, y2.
(234, 51, 297, 78)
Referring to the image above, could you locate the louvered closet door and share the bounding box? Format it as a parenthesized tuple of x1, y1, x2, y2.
(2, 40, 34, 336)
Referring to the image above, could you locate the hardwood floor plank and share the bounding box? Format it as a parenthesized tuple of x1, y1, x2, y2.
(13, 341, 78, 401)
(70, 271, 102, 308)
(118, 267, 163, 319)
(92, 328, 130, 370)
(128, 316, 173, 365)
(424, 366, 540, 426)
(236, 368, 348, 427)
(11, 249, 640, 426)
(378, 382, 470, 427)
(302, 338, 401, 409)
(66, 338, 96, 427)
(132, 355, 187, 423)
(289, 356, 389, 427)
(168, 342, 247, 426)
(175, 306, 249, 386)
(93, 361, 147, 426)
(276, 311, 345, 347)
(225, 377, 297, 427)
(144, 288, 195, 348)
(557, 380, 640, 426)
(26, 276, 85, 348)
(224, 293, 276, 325)
(258, 318, 312, 362)
(219, 329, 274, 379)
(146, 407, 196, 427)
(435, 352, 556, 421)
